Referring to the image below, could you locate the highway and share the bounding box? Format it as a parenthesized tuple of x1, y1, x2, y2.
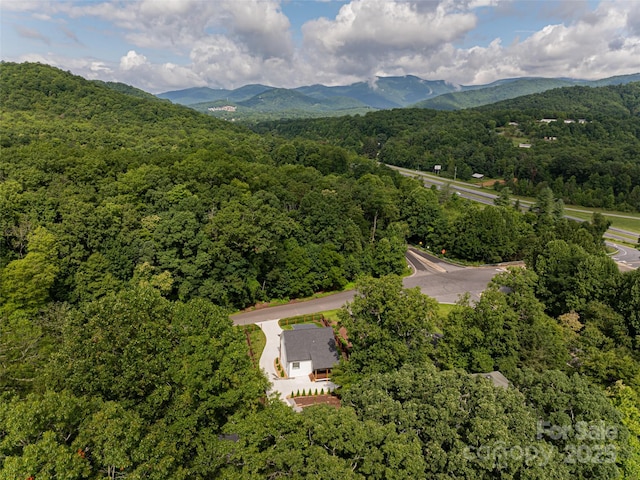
(388, 164, 640, 256)
(231, 166, 639, 325)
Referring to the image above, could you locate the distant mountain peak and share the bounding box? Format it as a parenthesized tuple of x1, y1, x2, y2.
(156, 72, 640, 120)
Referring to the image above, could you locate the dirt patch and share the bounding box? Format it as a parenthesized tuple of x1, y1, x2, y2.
(293, 394, 341, 409)
(480, 179, 506, 188)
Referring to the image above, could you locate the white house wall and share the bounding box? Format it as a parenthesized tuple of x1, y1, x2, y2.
(287, 359, 313, 378)
(280, 334, 287, 367)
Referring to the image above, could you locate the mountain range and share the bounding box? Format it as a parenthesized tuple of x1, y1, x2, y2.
(157, 73, 640, 121)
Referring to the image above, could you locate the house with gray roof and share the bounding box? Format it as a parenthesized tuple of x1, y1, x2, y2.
(280, 327, 340, 379)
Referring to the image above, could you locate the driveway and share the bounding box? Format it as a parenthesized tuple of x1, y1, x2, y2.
(257, 319, 337, 405)
(244, 254, 503, 406)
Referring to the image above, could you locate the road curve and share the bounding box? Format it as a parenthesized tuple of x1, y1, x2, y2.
(608, 241, 640, 271)
(232, 259, 501, 325)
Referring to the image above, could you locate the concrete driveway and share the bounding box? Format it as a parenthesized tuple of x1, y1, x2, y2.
(257, 319, 337, 404)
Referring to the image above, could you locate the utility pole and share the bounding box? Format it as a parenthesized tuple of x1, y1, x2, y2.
(454, 166, 457, 181)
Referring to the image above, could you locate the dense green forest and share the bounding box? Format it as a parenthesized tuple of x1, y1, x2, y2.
(1, 63, 639, 478)
(0, 62, 413, 309)
(257, 83, 640, 211)
(189, 89, 376, 123)
(413, 77, 576, 110)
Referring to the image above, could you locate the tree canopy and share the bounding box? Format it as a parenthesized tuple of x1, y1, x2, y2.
(2, 62, 639, 479)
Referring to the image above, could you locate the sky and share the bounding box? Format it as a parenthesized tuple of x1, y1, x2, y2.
(2, 0, 640, 93)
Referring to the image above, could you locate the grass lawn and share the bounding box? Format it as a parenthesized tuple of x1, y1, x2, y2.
(509, 137, 531, 146)
(280, 321, 324, 330)
(245, 327, 266, 366)
(432, 302, 458, 333)
(437, 303, 457, 319)
(562, 207, 640, 236)
(321, 309, 341, 323)
(279, 313, 326, 330)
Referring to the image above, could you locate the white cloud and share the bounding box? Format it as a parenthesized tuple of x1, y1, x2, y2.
(61, 0, 294, 60)
(13, 52, 114, 80)
(2, 0, 640, 91)
(302, 0, 477, 76)
(359, 0, 640, 85)
(221, 1, 294, 59)
(49, 0, 295, 89)
(186, 31, 307, 89)
(120, 50, 148, 70)
(117, 50, 207, 91)
(1, 0, 54, 12)
(628, 2, 640, 35)
(497, 1, 640, 80)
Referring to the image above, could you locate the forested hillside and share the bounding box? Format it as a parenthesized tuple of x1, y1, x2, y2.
(484, 83, 640, 117)
(0, 62, 412, 310)
(160, 73, 640, 120)
(414, 77, 576, 110)
(1, 63, 639, 479)
(188, 88, 374, 123)
(259, 83, 640, 211)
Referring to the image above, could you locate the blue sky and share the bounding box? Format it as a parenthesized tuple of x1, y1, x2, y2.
(2, 0, 639, 93)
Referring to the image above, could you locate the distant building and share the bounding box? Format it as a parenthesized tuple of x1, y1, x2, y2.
(471, 173, 485, 179)
(519, 143, 532, 148)
(539, 118, 587, 124)
(208, 105, 237, 112)
(280, 327, 340, 380)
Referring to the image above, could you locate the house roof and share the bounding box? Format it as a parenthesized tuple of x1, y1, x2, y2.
(282, 327, 340, 370)
(472, 370, 510, 389)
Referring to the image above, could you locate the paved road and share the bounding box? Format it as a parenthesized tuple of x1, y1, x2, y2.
(233, 290, 355, 326)
(387, 164, 640, 244)
(232, 254, 501, 325)
(407, 247, 465, 273)
(608, 242, 640, 271)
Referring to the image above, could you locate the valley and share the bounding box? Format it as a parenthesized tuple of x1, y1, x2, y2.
(1, 62, 639, 480)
